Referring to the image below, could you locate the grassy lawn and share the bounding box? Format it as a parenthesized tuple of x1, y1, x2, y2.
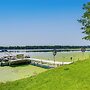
(0, 65, 47, 83)
(0, 58, 90, 90)
(32, 52, 90, 62)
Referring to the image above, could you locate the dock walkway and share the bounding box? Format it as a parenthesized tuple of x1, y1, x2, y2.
(9, 58, 73, 67)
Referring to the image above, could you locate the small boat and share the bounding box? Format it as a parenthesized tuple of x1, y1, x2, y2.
(0, 54, 31, 66)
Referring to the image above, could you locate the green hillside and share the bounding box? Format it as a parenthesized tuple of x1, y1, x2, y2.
(0, 59, 90, 90)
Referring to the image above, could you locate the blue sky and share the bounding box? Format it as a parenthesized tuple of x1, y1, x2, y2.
(0, 0, 90, 46)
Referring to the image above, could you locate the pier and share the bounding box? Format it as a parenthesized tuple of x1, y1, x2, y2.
(8, 58, 73, 67)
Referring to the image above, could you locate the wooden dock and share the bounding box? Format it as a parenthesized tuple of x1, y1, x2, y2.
(9, 58, 73, 67)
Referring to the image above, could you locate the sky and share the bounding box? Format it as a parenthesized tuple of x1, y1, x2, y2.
(0, 0, 90, 46)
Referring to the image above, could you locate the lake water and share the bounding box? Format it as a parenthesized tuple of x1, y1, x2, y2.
(0, 50, 89, 62)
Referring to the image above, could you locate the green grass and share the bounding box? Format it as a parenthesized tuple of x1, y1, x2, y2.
(32, 52, 90, 62)
(0, 65, 47, 83)
(0, 58, 90, 90)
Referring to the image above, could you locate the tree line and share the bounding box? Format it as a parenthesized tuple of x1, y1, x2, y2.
(0, 46, 89, 50)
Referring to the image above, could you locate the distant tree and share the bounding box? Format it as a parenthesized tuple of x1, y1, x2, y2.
(78, 2, 90, 40)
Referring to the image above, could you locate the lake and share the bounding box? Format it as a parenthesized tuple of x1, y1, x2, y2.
(0, 50, 89, 62)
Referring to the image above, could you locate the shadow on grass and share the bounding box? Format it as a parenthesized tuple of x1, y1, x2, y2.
(10, 63, 52, 69)
(10, 64, 30, 68)
(31, 63, 53, 69)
